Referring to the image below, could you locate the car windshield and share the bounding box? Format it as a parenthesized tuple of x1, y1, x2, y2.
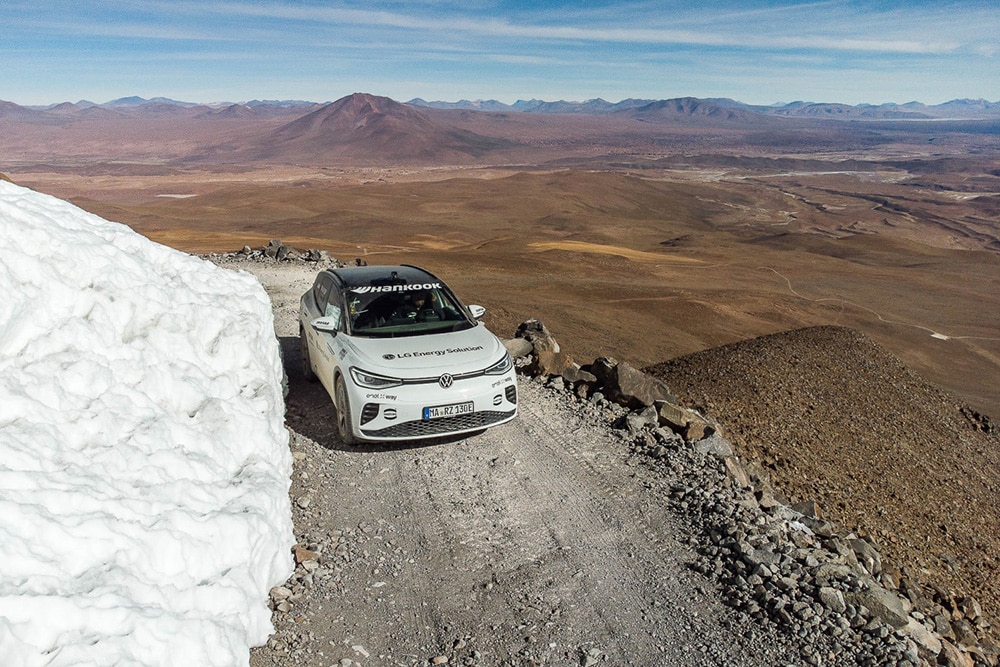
(345, 285, 474, 337)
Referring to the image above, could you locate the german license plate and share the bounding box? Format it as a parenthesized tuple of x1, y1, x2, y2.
(423, 401, 474, 420)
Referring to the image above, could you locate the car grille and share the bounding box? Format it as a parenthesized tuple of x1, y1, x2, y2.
(361, 409, 515, 439)
(399, 369, 485, 386)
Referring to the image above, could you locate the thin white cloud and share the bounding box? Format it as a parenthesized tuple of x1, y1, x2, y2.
(9, 13, 252, 43)
(123, 1, 978, 55)
(4, 0, 997, 105)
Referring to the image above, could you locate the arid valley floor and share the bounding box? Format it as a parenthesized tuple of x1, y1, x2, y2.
(6, 95, 999, 419)
(33, 163, 1000, 422)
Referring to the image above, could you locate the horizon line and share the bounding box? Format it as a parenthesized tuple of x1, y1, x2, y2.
(9, 92, 1000, 110)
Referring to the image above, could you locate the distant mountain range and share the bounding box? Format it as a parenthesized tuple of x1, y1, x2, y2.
(410, 96, 1000, 120)
(30, 96, 320, 110)
(4, 92, 999, 167)
(13, 94, 1000, 121)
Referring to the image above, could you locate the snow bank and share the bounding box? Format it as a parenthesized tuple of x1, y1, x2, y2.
(0, 181, 294, 666)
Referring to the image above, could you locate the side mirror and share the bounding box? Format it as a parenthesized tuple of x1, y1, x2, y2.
(468, 304, 486, 319)
(311, 316, 339, 334)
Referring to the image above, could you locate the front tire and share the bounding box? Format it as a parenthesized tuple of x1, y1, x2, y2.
(334, 374, 359, 446)
(300, 324, 317, 382)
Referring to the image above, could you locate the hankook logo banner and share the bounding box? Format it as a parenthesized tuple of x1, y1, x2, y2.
(351, 282, 442, 294)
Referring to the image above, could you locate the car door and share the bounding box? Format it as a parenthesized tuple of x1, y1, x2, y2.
(312, 282, 348, 395)
(302, 274, 334, 386)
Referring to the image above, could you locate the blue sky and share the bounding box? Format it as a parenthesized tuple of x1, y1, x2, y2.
(4, 1, 998, 106)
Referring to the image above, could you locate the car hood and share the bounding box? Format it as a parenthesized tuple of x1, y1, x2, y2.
(345, 325, 506, 375)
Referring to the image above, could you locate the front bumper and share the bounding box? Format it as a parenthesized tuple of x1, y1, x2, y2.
(352, 373, 518, 441)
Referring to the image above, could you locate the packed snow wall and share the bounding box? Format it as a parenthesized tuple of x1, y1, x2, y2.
(0, 181, 294, 666)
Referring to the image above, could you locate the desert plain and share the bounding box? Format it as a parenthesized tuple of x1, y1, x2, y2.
(4, 93, 999, 419)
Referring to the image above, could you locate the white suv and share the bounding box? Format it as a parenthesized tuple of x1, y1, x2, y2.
(299, 264, 518, 444)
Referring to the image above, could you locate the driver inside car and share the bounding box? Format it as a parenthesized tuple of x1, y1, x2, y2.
(396, 290, 441, 321)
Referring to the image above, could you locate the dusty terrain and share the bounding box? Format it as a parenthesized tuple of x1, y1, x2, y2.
(235, 259, 999, 666)
(16, 164, 1000, 425)
(4, 97, 998, 422)
(240, 261, 799, 667)
(647, 326, 1000, 636)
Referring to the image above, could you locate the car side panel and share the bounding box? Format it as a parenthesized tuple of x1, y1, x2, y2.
(300, 291, 338, 400)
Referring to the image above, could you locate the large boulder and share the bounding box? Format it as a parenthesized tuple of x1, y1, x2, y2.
(511, 321, 597, 389)
(655, 399, 715, 440)
(693, 433, 733, 458)
(938, 639, 976, 667)
(503, 337, 533, 360)
(850, 537, 883, 577)
(818, 587, 848, 614)
(514, 319, 560, 354)
(582, 357, 617, 387)
(604, 360, 676, 410)
(561, 364, 598, 388)
(847, 581, 912, 629)
(264, 238, 287, 259)
(532, 351, 597, 391)
(529, 349, 577, 378)
(899, 617, 942, 658)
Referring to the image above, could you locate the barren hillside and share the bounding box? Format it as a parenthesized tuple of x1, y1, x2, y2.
(646, 326, 1000, 632)
(235, 93, 515, 164)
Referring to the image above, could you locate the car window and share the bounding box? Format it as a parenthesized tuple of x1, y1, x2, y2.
(312, 274, 333, 311)
(324, 290, 344, 330)
(345, 286, 473, 337)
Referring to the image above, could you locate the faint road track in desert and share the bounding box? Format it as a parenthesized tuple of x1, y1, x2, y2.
(758, 266, 1000, 343)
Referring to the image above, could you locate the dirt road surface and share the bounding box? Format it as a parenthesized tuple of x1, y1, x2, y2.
(233, 260, 794, 667)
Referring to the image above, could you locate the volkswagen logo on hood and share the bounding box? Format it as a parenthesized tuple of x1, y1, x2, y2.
(438, 373, 454, 389)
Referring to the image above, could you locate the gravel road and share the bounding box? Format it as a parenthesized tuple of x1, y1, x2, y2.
(226, 260, 796, 667)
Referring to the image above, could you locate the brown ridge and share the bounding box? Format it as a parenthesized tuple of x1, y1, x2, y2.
(646, 325, 1000, 632)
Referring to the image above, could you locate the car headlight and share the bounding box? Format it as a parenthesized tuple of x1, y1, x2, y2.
(350, 367, 403, 389)
(484, 353, 513, 375)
